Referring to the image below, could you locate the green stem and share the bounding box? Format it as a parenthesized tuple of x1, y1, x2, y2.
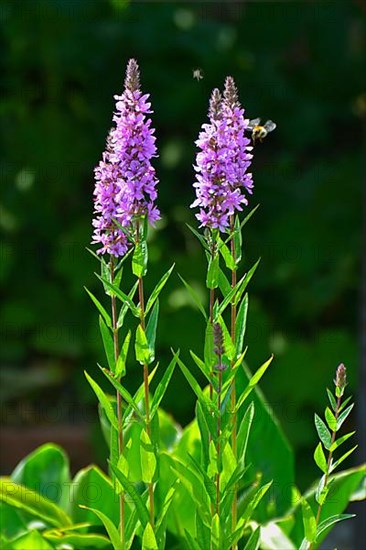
(216, 369, 223, 516)
(229, 215, 238, 545)
(309, 394, 342, 550)
(110, 258, 125, 547)
(135, 223, 154, 527)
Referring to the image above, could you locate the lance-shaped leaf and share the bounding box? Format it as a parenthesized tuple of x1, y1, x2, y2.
(233, 258, 261, 306)
(206, 252, 219, 289)
(233, 214, 243, 265)
(132, 239, 148, 278)
(326, 388, 337, 411)
(301, 499, 316, 543)
(178, 274, 207, 320)
(84, 287, 112, 328)
(84, 371, 118, 430)
(336, 403, 354, 430)
(190, 350, 213, 386)
(218, 267, 231, 296)
(235, 356, 273, 412)
(324, 407, 337, 432)
(235, 293, 249, 357)
(329, 445, 358, 473)
(150, 352, 177, 419)
(135, 324, 152, 365)
(96, 274, 140, 317)
(78, 506, 120, 550)
(117, 281, 139, 328)
(140, 429, 157, 484)
(115, 330, 131, 379)
(316, 513, 355, 539)
(218, 237, 235, 270)
(314, 442, 328, 474)
(99, 367, 144, 420)
(237, 401, 255, 460)
(99, 316, 115, 373)
(314, 414, 332, 450)
(186, 223, 210, 250)
(146, 300, 159, 363)
(145, 264, 175, 315)
(329, 431, 355, 453)
(109, 463, 150, 529)
(142, 522, 158, 550)
(242, 526, 260, 550)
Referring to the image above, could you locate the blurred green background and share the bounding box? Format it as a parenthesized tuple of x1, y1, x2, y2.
(1, 0, 364, 487)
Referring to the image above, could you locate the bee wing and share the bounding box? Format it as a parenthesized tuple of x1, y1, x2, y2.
(247, 117, 261, 129)
(264, 120, 276, 132)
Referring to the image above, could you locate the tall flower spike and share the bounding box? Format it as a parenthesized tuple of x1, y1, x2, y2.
(191, 79, 253, 232)
(92, 59, 160, 256)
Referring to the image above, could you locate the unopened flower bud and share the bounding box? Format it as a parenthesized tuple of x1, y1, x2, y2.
(209, 88, 222, 121)
(334, 363, 347, 396)
(224, 76, 239, 108)
(213, 322, 224, 357)
(124, 58, 140, 92)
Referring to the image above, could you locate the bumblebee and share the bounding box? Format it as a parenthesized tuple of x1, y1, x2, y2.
(247, 118, 276, 143)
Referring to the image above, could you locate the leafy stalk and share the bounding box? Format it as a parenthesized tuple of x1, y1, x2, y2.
(109, 258, 125, 547)
(135, 221, 155, 528)
(309, 363, 356, 550)
(229, 214, 238, 543)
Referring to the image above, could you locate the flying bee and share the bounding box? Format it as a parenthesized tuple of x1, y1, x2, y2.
(247, 118, 276, 143)
(193, 68, 204, 81)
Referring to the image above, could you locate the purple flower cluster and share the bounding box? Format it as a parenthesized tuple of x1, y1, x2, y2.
(191, 77, 253, 232)
(92, 59, 160, 256)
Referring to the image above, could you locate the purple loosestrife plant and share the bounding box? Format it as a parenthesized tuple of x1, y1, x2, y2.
(191, 81, 253, 232)
(92, 58, 160, 257)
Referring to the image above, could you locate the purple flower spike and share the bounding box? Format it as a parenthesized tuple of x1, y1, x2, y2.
(92, 59, 160, 256)
(191, 78, 253, 232)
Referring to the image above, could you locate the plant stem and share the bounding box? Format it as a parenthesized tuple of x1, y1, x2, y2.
(216, 369, 223, 516)
(110, 258, 125, 547)
(309, 394, 342, 550)
(229, 215, 238, 544)
(135, 224, 154, 527)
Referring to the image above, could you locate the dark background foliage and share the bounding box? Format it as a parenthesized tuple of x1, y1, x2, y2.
(1, 0, 364, 487)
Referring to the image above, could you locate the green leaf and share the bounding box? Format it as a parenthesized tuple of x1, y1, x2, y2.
(140, 429, 157, 484)
(242, 482, 272, 524)
(142, 522, 158, 550)
(99, 316, 115, 373)
(11, 444, 70, 510)
(326, 388, 337, 411)
(235, 293, 249, 357)
(336, 403, 354, 430)
(145, 263, 175, 314)
(204, 321, 215, 370)
(329, 431, 355, 452)
(117, 281, 139, 328)
(110, 463, 150, 529)
(218, 237, 235, 270)
(243, 526, 260, 550)
(206, 252, 219, 289)
(315, 474, 328, 505)
(190, 350, 212, 385)
(84, 287, 112, 328)
(3, 530, 54, 550)
(233, 258, 261, 306)
(237, 402, 255, 460)
(236, 355, 273, 412)
(115, 329, 131, 379)
(150, 353, 177, 419)
(314, 442, 328, 474)
(330, 445, 358, 473)
(301, 499, 316, 542)
(316, 513, 355, 539)
(132, 239, 148, 277)
(217, 314, 235, 361)
(338, 395, 352, 412)
(186, 223, 210, 250)
(218, 267, 231, 296)
(70, 465, 119, 528)
(146, 300, 159, 363)
(211, 513, 220, 549)
(100, 367, 144, 420)
(178, 274, 207, 320)
(79, 505, 120, 550)
(207, 440, 218, 478)
(84, 371, 118, 430)
(96, 274, 140, 317)
(314, 414, 332, 450)
(195, 513, 211, 550)
(44, 528, 111, 549)
(324, 407, 337, 431)
(0, 478, 72, 528)
(135, 324, 152, 364)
